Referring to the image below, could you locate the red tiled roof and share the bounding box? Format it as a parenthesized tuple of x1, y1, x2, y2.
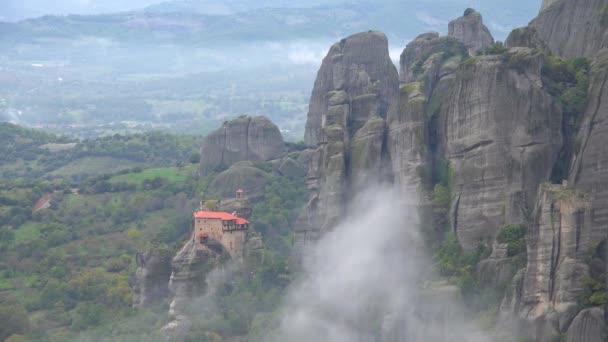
(193, 211, 249, 225)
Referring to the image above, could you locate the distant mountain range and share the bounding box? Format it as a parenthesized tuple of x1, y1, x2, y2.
(1, 0, 541, 45)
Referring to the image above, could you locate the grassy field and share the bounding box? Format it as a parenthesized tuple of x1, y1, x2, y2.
(109, 165, 195, 185)
(48, 157, 143, 177)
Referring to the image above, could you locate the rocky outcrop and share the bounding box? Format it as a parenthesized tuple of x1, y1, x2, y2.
(303, 31, 399, 146)
(132, 246, 173, 308)
(505, 26, 550, 51)
(565, 307, 607, 342)
(530, 0, 608, 58)
(217, 196, 252, 219)
(199, 116, 287, 176)
(541, 0, 560, 11)
(208, 161, 268, 199)
(161, 239, 229, 340)
(441, 49, 562, 249)
(276, 156, 307, 179)
(296, 31, 399, 248)
(398, 33, 462, 86)
(448, 9, 494, 55)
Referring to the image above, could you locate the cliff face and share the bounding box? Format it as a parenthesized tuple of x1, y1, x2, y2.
(569, 50, 608, 243)
(503, 184, 593, 340)
(531, 0, 608, 58)
(448, 9, 494, 55)
(390, 35, 464, 195)
(296, 31, 398, 246)
(300, 12, 561, 252)
(199, 116, 287, 176)
(161, 239, 227, 339)
(440, 50, 562, 249)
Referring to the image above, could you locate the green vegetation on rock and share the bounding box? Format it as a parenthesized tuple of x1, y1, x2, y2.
(496, 224, 527, 257)
(542, 55, 590, 182)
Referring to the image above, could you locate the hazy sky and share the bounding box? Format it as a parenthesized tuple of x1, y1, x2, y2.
(1, 0, 542, 23)
(0, 0, 162, 21)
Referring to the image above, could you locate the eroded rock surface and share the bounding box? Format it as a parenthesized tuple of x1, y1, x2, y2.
(565, 307, 607, 342)
(505, 26, 550, 51)
(519, 184, 592, 339)
(161, 239, 228, 340)
(132, 247, 173, 308)
(296, 31, 399, 248)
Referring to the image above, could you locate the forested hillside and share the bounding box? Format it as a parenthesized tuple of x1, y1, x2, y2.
(0, 121, 308, 341)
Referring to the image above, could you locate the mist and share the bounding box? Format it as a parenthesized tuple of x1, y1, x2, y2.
(268, 186, 491, 342)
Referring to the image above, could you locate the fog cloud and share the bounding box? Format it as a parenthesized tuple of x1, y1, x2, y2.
(268, 186, 491, 342)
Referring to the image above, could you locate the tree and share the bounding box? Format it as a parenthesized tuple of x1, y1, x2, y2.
(0, 298, 30, 340)
(189, 152, 201, 164)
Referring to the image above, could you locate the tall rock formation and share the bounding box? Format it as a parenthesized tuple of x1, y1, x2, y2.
(390, 35, 466, 194)
(132, 246, 173, 308)
(448, 9, 494, 55)
(297, 3, 608, 341)
(161, 239, 228, 339)
(296, 31, 399, 246)
(199, 116, 287, 176)
(498, 3, 608, 341)
(530, 0, 608, 58)
(303, 31, 399, 146)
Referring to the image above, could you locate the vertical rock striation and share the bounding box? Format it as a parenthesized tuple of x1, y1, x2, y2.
(565, 307, 607, 342)
(569, 50, 608, 244)
(530, 0, 608, 58)
(440, 49, 562, 249)
(518, 184, 592, 340)
(390, 35, 465, 195)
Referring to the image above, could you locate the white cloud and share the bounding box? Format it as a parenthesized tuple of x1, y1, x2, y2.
(415, 11, 447, 27)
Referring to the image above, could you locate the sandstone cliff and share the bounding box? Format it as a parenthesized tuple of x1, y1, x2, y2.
(199, 116, 287, 176)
